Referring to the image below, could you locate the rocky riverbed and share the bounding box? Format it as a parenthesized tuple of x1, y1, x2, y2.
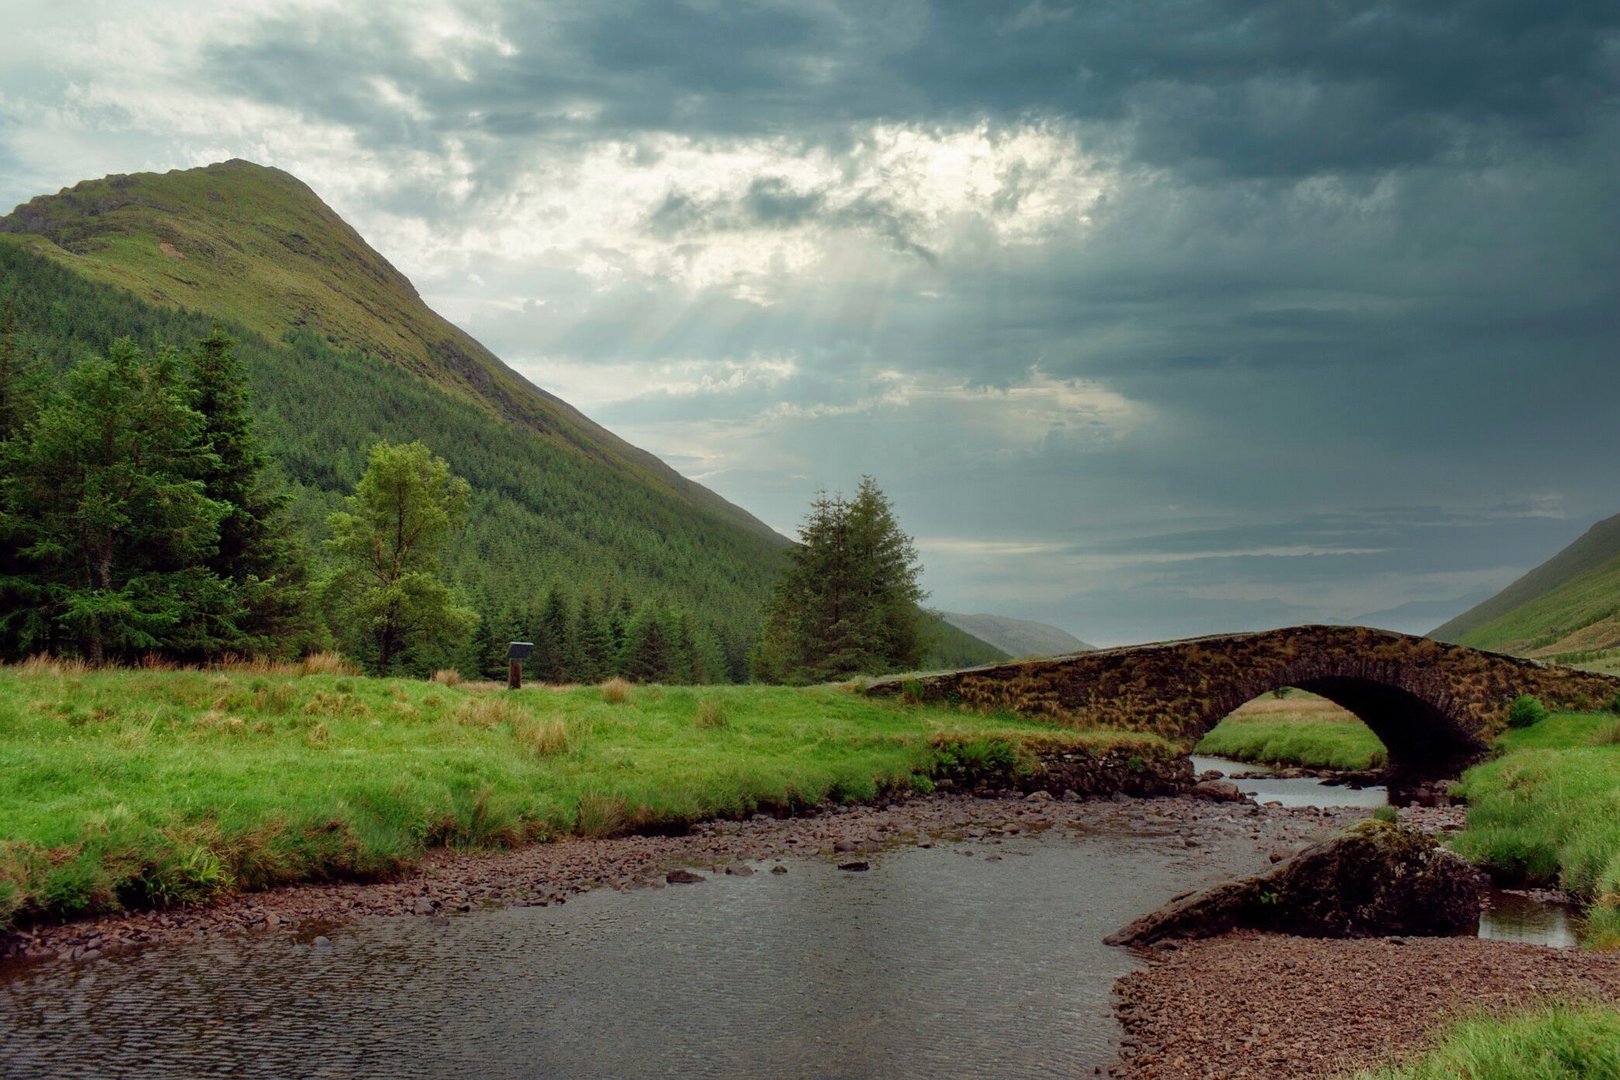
(1111, 931, 1620, 1079)
(1, 791, 1358, 965)
(4, 789, 1612, 1079)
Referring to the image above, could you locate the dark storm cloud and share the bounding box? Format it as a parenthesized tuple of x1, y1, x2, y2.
(126, 0, 1620, 639)
(648, 177, 939, 262)
(202, 2, 1620, 171)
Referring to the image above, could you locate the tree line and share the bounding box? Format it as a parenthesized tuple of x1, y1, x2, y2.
(0, 327, 751, 682)
(0, 243, 945, 685)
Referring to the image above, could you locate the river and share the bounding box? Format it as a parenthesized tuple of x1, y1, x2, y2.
(0, 770, 1574, 1079)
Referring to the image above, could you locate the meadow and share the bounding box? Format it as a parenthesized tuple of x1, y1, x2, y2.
(0, 658, 1161, 930)
(1194, 691, 1387, 770)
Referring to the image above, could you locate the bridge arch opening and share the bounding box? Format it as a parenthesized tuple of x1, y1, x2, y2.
(1196, 689, 1386, 773)
(1197, 676, 1487, 798)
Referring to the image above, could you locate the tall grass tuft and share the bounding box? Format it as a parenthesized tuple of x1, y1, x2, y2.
(16, 654, 91, 677)
(430, 668, 464, 687)
(600, 677, 632, 704)
(1348, 1002, 1620, 1079)
(696, 696, 730, 729)
(575, 791, 627, 838)
(300, 651, 357, 677)
(456, 695, 512, 729)
(514, 715, 569, 757)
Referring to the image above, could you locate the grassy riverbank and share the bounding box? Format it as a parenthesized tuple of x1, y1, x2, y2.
(0, 661, 1160, 930)
(1195, 692, 1386, 770)
(1198, 694, 1620, 946)
(1350, 1001, 1620, 1079)
(1451, 711, 1620, 946)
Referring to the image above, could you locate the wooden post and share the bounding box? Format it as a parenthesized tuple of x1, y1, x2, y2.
(505, 642, 532, 691)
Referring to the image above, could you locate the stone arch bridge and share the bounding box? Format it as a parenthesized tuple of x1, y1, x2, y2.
(869, 625, 1620, 787)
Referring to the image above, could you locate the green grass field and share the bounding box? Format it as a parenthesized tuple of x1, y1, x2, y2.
(0, 660, 1159, 929)
(1349, 1002, 1620, 1080)
(1197, 693, 1620, 947)
(1451, 710, 1620, 947)
(1194, 692, 1387, 770)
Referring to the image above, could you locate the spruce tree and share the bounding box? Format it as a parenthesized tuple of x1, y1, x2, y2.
(0, 304, 48, 656)
(572, 592, 615, 684)
(185, 328, 310, 653)
(753, 477, 926, 683)
(622, 603, 677, 683)
(6, 341, 232, 663)
(532, 582, 573, 683)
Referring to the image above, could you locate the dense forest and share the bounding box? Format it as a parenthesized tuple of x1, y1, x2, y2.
(0, 242, 1005, 679)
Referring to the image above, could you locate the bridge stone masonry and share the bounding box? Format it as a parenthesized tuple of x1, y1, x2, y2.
(868, 625, 1620, 794)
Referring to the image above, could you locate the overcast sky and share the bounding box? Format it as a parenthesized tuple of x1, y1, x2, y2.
(4, 0, 1618, 644)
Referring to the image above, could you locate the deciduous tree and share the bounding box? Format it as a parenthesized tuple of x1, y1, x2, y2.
(319, 441, 477, 674)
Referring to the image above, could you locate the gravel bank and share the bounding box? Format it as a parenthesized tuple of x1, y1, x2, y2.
(1, 792, 1359, 966)
(1112, 932, 1620, 1079)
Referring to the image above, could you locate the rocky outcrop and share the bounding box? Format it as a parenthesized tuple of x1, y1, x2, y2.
(1105, 820, 1483, 947)
(928, 740, 1195, 800)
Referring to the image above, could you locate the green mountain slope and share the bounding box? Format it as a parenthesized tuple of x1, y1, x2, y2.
(1431, 511, 1620, 658)
(939, 612, 1093, 658)
(1, 159, 773, 537)
(0, 161, 792, 675)
(0, 160, 983, 678)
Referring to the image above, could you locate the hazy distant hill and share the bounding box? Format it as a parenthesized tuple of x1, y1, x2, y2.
(1431, 511, 1620, 658)
(939, 612, 1094, 659)
(1345, 590, 1494, 637)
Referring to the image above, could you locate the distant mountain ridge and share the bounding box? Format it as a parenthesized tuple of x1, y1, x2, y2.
(938, 612, 1094, 659)
(1431, 510, 1620, 657)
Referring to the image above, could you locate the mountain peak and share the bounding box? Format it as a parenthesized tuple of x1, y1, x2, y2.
(0, 159, 781, 540)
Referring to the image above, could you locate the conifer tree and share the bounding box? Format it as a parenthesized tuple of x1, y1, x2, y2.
(0, 304, 48, 656)
(5, 341, 232, 663)
(572, 592, 614, 684)
(622, 603, 677, 683)
(532, 582, 573, 683)
(753, 477, 926, 683)
(184, 328, 310, 653)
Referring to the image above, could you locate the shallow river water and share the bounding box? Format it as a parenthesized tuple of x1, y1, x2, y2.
(0, 771, 1577, 1078)
(2, 826, 1225, 1080)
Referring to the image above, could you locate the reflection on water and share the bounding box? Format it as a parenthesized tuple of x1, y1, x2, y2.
(1479, 889, 1581, 949)
(0, 827, 1241, 1080)
(1189, 755, 1389, 809)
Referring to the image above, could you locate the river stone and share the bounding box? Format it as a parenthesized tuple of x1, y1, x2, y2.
(665, 869, 706, 884)
(1191, 779, 1248, 802)
(1104, 820, 1482, 947)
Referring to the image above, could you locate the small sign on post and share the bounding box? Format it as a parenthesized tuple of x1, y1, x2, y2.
(506, 641, 534, 690)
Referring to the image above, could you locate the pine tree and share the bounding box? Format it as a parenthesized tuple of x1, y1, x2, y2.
(572, 592, 614, 684)
(532, 582, 573, 683)
(6, 340, 233, 663)
(753, 477, 926, 683)
(0, 303, 49, 657)
(184, 328, 310, 654)
(319, 441, 478, 674)
(622, 603, 677, 683)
